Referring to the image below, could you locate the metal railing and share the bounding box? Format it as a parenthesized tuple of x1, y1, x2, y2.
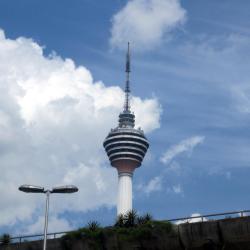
(5, 209, 250, 244)
(166, 209, 250, 223)
(9, 231, 71, 244)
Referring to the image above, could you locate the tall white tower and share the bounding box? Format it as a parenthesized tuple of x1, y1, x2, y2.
(103, 43, 149, 215)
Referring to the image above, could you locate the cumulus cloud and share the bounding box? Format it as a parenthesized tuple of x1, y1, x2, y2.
(110, 0, 186, 50)
(132, 97, 162, 131)
(0, 29, 161, 230)
(176, 213, 207, 225)
(160, 136, 205, 164)
(25, 216, 72, 235)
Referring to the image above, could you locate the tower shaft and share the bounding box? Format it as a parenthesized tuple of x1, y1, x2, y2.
(118, 172, 133, 215)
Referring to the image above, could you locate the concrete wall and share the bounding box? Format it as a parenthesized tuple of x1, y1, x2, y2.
(0, 239, 61, 250)
(178, 216, 250, 250)
(2, 216, 250, 250)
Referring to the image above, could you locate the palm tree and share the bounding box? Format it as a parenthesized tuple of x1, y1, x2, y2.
(137, 216, 146, 225)
(115, 214, 125, 227)
(125, 210, 137, 227)
(137, 213, 153, 225)
(87, 221, 100, 231)
(144, 213, 153, 222)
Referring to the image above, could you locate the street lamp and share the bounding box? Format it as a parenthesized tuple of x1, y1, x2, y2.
(19, 184, 78, 250)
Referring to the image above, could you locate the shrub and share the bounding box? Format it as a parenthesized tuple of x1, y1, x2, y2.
(137, 213, 153, 225)
(115, 214, 125, 227)
(133, 227, 152, 240)
(124, 210, 137, 227)
(87, 221, 100, 231)
(137, 216, 146, 225)
(61, 216, 175, 250)
(115, 211, 154, 228)
(0, 234, 11, 245)
(153, 221, 173, 233)
(61, 225, 103, 250)
(144, 213, 153, 222)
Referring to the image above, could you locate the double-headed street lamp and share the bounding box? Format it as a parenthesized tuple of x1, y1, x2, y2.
(19, 184, 78, 250)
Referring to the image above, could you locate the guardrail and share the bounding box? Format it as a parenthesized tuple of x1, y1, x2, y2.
(8, 231, 71, 244)
(5, 209, 250, 244)
(167, 209, 250, 223)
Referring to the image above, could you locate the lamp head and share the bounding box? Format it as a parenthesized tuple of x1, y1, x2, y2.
(51, 185, 78, 194)
(19, 185, 45, 193)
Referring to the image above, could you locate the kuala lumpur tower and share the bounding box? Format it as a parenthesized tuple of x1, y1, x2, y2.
(103, 43, 149, 215)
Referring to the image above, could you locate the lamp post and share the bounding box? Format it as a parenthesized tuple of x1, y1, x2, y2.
(19, 184, 78, 250)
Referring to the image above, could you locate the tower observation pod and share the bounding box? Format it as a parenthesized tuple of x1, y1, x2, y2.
(103, 43, 149, 215)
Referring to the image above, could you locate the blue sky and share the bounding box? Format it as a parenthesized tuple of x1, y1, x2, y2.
(1, 0, 250, 235)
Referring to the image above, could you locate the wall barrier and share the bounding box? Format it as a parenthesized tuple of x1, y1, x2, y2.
(3, 209, 250, 244)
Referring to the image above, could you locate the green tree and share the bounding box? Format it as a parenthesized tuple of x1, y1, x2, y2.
(125, 210, 137, 227)
(115, 214, 125, 227)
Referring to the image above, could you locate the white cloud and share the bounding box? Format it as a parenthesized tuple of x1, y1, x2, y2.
(160, 136, 205, 164)
(161, 161, 181, 175)
(110, 0, 186, 50)
(166, 183, 183, 195)
(231, 85, 250, 113)
(139, 178, 183, 196)
(171, 34, 250, 115)
(144, 137, 204, 197)
(172, 184, 182, 194)
(138, 176, 162, 195)
(0, 29, 161, 229)
(176, 213, 207, 225)
(24, 215, 72, 235)
(132, 97, 162, 131)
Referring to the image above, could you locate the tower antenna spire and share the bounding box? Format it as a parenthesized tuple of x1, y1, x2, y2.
(124, 42, 131, 112)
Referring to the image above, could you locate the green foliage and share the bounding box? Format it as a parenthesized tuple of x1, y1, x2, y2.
(115, 211, 153, 228)
(0, 234, 11, 245)
(144, 213, 153, 222)
(137, 213, 153, 225)
(61, 230, 84, 250)
(87, 221, 100, 231)
(114, 226, 153, 243)
(136, 216, 145, 225)
(114, 214, 125, 227)
(132, 227, 152, 240)
(61, 222, 103, 250)
(124, 210, 137, 227)
(153, 221, 173, 234)
(61, 215, 174, 250)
